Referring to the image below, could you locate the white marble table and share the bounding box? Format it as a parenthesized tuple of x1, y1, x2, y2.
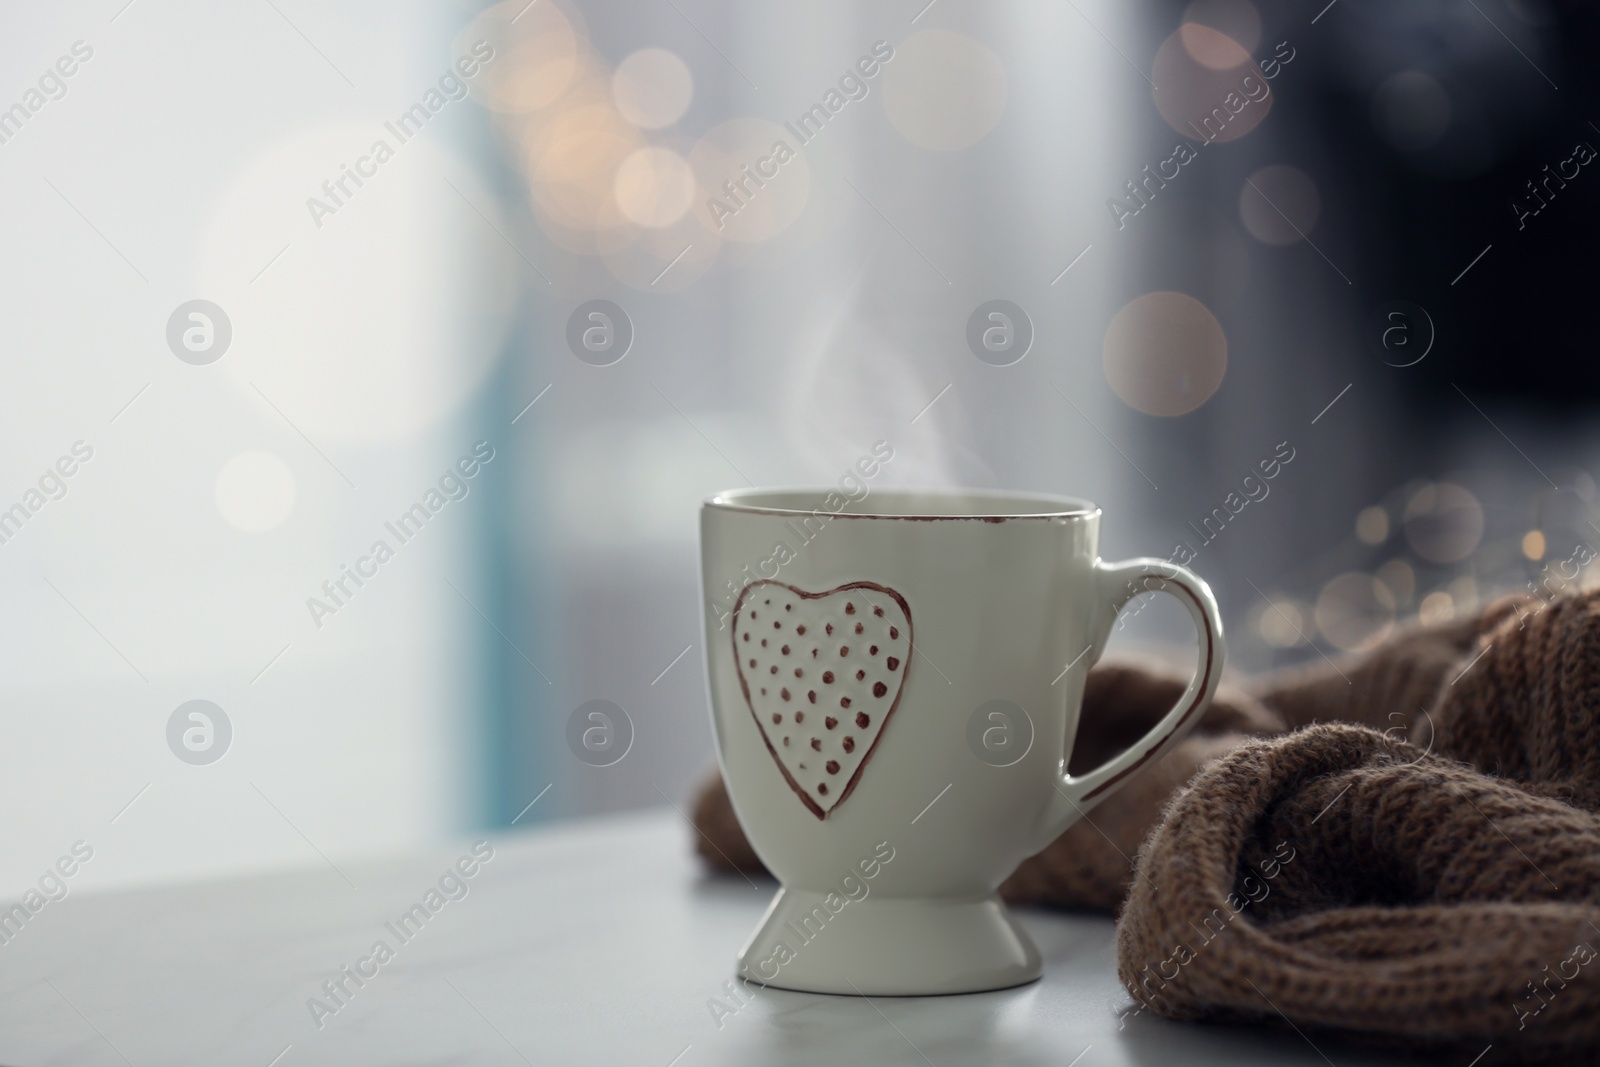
(0, 809, 1434, 1066)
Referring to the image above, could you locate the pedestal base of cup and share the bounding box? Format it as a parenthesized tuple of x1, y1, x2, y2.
(736, 887, 1042, 995)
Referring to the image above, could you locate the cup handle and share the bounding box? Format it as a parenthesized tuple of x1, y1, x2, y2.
(1047, 557, 1225, 829)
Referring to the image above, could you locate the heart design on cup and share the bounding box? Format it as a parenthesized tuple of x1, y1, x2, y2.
(732, 580, 913, 819)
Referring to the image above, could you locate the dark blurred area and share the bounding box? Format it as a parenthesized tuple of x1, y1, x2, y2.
(1319, 0, 1600, 406)
(1100, 0, 1600, 687)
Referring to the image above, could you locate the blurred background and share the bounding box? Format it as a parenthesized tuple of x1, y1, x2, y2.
(2, 0, 1597, 895)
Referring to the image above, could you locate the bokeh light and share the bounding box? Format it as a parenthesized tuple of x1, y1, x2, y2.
(612, 48, 693, 129)
(1448, 575, 1479, 614)
(1239, 165, 1321, 245)
(1182, 0, 1262, 57)
(1419, 591, 1454, 626)
(614, 146, 696, 228)
(526, 99, 642, 233)
(1152, 25, 1270, 143)
(1179, 21, 1251, 71)
(462, 0, 584, 114)
(883, 30, 1008, 151)
(1402, 482, 1485, 563)
(201, 127, 516, 442)
(215, 452, 296, 533)
(1371, 71, 1451, 152)
(1356, 505, 1390, 544)
(1257, 597, 1310, 647)
(1523, 529, 1547, 560)
(1315, 572, 1397, 652)
(689, 118, 811, 242)
(1103, 292, 1228, 416)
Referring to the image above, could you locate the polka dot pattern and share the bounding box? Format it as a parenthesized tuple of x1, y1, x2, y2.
(733, 580, 912, 818)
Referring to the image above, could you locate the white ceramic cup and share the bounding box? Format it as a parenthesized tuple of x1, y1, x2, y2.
(700, 488, 1224, 995)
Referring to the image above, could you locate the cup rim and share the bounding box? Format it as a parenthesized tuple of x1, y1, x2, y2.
(704, 486, 1100, 520)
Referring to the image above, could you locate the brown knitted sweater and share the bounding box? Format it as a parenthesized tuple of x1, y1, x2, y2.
(689, 590, 1600, 1061)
